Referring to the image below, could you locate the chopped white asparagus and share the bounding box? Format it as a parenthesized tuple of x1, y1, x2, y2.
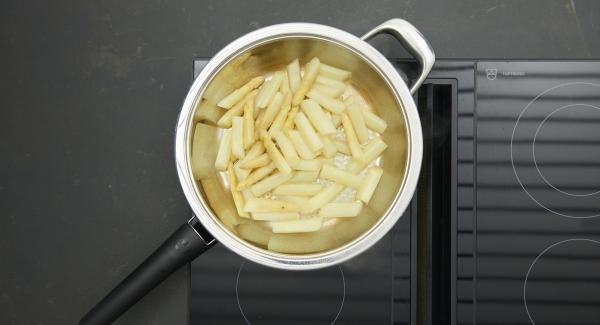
(231, 116, 245, 159)
(233, 160, 250, 181)
(306, 88, 345, 114)
(286, 59, 302, 93)
(357, 167, 384, 204)
(286, 129, 316, 160)
(252, 211, 300, 221)
(210, 58, 390, 244)
(238, 141, 264, 166)
(217, 76, 264, 109)
(318, 202, 363, 218)
(331, 113, 342, 128)
(273, 131, 300, 167)
(292, 57, 320, 105)
(294, 112, 323, 152)
(271, 217, 323, 233)
(241, 188, 255, 202)
(320, 135, 338, 158)
(315, 75, 346, 91)
(214, 128, 232, 171)
(320, 164, 363, 189)
(342, 91, 362, 108)
(250, 171, 293, 196)
(264, 137, 292, 174)
(279, 195, 310, 207)
(243, 96, 255, 149)
(243, 197, 300, 213)
(237, 164, 275, 190)
(325, 111, 332, 124)
(348, 137, 388, 173)
(272, 183, 323, 196)
(333, 139, 351, 155)
(360, 105, 388, 133)
(217, 89, 257, 128)
(293, 159, 322, 171)
(311, 83, 344, 98)
(362, 137, 388, 162)
(305, 184, 344, 213)
(341, 113, 364, 161)
(240, 153, 270, 169)
(258, 128, 269, 141)
(319, 63, 351, 80)
(268, 95, 293, 136)
(260, 92, 285, 129)
(227, 163, 249, 218)
(286, 171, 319, 184)
(255, 109, 264, 125)
(283, 105, 299, 129)
(346, 101, 369, 144)
(280, 70, 291, 94)
(300, 99, 337, 135)
(256, 71, 284, 108)
(320, 157, 334, 166)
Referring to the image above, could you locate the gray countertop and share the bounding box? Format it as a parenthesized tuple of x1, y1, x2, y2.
(1, 1, 599, 324)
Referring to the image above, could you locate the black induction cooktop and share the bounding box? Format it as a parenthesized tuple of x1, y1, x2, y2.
(189, 60, 600, 325)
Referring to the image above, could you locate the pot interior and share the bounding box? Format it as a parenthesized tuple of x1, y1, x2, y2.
(190, 36, 409, 255)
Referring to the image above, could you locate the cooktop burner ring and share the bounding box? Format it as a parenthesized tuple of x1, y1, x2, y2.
(235, 261, 346, 325)
(532, 103, 600, 197)
(523, 238, 600, 325)
(510, 81, 600, 218)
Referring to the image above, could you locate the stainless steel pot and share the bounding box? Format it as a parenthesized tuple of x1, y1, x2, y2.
(81, 18, 434, 325)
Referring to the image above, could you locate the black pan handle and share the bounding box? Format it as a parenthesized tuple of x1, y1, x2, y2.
(80, 218, 215, 325)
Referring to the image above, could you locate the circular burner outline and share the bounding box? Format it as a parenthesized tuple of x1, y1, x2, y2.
(523, 238, 600, 325)
(510, 82, 600, 218)
(532, 103, 600, 197)
(235, 261, 346, 325)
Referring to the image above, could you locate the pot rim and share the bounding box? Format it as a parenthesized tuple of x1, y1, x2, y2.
(175, 22, 423, 270)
